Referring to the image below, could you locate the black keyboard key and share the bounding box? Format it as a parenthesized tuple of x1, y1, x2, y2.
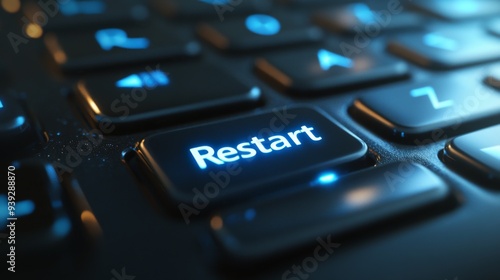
(23, 0, 149, 31)
(75, 63, 262, 133)
(277, 0, 331, 7)
(0, 95, 42, 154)
(350, 77, 500, 144)
(410, 0, 500, 21)
(443, 125, 500, 184)
(313, 3, 423, 34)
(134, 107, 368, 210)
(388, 27, 500, 69)
(152, 0, 271, 20)
(210, 162, 452, 262)
(255, 46, 409, 95)
(44, 20, 200, 72)
(197, 13, 323, 52)
(0, 161, 72, 255)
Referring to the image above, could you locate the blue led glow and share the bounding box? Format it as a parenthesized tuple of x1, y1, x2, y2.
(452, 0, 478, 13)
(245, 14, 281, 36)
(311, 172, 338, 187)
(410, 86, 454, 110)
(0, 196, 35, 229)
(423, 33, 459, 51)
(244, 209, 256, 221)
(318, 172, 338, 184)
(16, 200, 36, 217)
(481, 145, 500, 161)
(52, 217, 71, 237)
(199, 0, 230, 4)
(14, 116, 26, 127)
(249, 87, 261, 98)
(95, 28, 150, 51)
(0, 100, 3, 109)
(317, 49, 353, 70)
(351, 3, 375, 24)
(60, 0, 106, 16)
(116, 70, 169, 88)
(0, 195, 8, 226)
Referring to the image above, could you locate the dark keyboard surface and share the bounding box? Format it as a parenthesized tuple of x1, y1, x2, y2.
(1, 0, 500, 279)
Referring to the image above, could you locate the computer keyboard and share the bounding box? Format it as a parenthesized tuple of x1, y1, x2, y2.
(1, 0, 500, 279)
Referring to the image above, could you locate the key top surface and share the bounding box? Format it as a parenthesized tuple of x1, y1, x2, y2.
(44, 20, 200, 72)
(0, 160, 72, 257)
(350, 76, 500, 144)
(210, 162, 452, 262)
(443, 125, 500, 184)
(152, 0, 272, 20)
(255, 46, 409, 95)
(0, 94, 41, 153)
(410, 0, 500, 21)
(313, 3, 423, 34)
(134, 107, 368, 208)
(387, 27, 500, 69)
(197, 13, 323, 52)
(75, 62, 262, 133)
(23, 0, 149, 31)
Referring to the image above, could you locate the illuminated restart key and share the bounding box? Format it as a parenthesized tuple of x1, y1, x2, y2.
(134, 107, 369, 209)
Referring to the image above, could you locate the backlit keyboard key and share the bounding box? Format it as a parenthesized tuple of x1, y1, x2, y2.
(255, 46, 409, 95)
(23, 0, 149, 31)
(44, 20, 200, 72)
(75, 63, 262, 133)
(210, 162, 452, 262)
(1, 161, 72, 255)
(0, 95, 43, 154)
(197, 13, 323, 52)
(410, 0, 500, 20)
(313, 3, 423, 34)
(443, 125, 500, 185)
(388, 27, 500, 69)
(350, 76, 500, 144)
(134, 107, 368, 209)
(277, 0, 331, 7)
(152, 0, 271, 20)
